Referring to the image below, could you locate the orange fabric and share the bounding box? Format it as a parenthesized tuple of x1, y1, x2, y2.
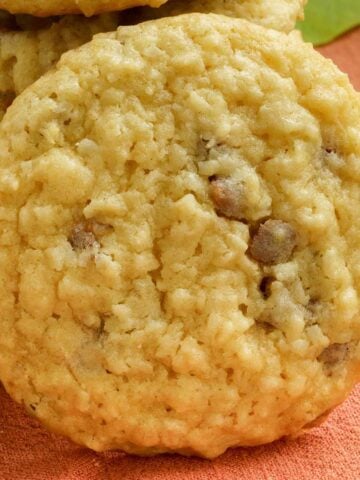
(318, 27, 360, 91)
(1, 384, 360, 479)
(1, 27, 360, 480)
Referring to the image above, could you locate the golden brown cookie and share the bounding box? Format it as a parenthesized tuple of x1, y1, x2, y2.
(126, 0, 307, 33)
(0, 0, 167, 16)
(0, 14, 359, 458)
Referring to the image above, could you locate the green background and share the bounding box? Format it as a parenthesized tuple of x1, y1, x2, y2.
(297, 0, 360, 46)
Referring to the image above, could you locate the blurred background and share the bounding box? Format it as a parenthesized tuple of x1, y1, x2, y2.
(297, 0, 360, 90)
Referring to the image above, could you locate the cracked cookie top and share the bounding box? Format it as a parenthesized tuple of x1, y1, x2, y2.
(126, 0, 307, 33)
(0, 0, 166, 16)
(0, 14, 359, 458)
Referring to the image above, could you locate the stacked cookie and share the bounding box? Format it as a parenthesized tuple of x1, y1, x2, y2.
(0, 0, 359, 459)
(0, 1, 307, 119)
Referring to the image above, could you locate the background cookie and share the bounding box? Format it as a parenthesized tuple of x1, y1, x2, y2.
(126, 0, 307, 33)
(0, 0, 167, 16)
(0, 13, 120, 119)
(0, 14, 359, 458)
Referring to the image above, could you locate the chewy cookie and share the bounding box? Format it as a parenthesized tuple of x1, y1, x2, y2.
(0, 14, 359, 458)
(0, 13, 120, 119)
(127, 0, 307, 33)
(0, 0, 167, 16)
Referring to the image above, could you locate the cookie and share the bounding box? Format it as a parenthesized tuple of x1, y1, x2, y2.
(126, 0, 307, 33)
(0, 13, 120, 119)
(0, 14, 359, 458)
(0, 0, 167, 16)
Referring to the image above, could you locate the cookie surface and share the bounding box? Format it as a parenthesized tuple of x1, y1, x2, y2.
(127, 0, 307, 33)
(0, 13, 120, 119)
(0, 14, 360, 458)
(0, 0, 166, 16)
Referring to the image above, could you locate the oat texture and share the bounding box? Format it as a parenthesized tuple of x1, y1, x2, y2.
(0, 13, 120, 119)
(0, 0, 167, 16)
(0, 14, 360, 458)
(127, 0, 307, 33)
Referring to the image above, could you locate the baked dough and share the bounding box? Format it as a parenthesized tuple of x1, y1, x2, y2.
(0, 0, 167, 17)
(0, 13, 120, 119)
(126, 0, 307, 33)
(0, 14, 359, 458)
